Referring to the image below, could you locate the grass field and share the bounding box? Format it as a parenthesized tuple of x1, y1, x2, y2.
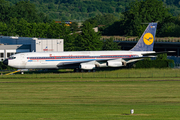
(1, 69, 180, 120)
(1, 68, 180, 79)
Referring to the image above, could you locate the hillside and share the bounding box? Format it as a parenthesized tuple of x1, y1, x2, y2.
(5, 0, 180, 21)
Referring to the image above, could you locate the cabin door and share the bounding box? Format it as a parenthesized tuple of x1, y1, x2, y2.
(20, 54, 26, 67)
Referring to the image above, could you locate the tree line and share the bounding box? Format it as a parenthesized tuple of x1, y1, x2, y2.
(1, 0, 180, 38)
(4, 0, 180, 21)
(86, 0, 180, 37)
(1, 0, 180, 53)
(0, 17, 119, 51)
(0, 0, 120, 51)
(0, 0, 51, 24)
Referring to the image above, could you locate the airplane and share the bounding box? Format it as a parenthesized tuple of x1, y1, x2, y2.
(2, 22, 173, 72)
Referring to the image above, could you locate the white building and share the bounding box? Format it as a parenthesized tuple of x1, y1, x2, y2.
(0, 36, 64, 61)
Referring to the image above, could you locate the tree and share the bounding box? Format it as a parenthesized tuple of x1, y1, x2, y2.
(47, 22, 63, 38)
(89, 12, 124, 35)
(102, 20, 124, 35)
(28, 23, 38, 37)
(0, 22, 7, 35)
(70, 22, 79, 32)
(81, 7, 87, 12)
(102, 37, 120, 50)
(84, 14, 118, 28)
(7, 17, 18, 36)
(75, 22, 102, 51)
(158, 22, 180, 37)
(64, 34, 77, 51)
(0, 0, 11, 23)
(10, 1, 50, 23)
(16, 18, 30, 37)
(122, 0, 173, 36)
(36, 22, 49, 38)
(156, 53, 167, 60)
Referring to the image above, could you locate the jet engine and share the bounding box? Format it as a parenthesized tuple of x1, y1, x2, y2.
(79, 63, 96, 70)
(107, 59, 126, 67)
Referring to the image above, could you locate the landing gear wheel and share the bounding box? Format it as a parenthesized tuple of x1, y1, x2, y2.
(74, 68, 79, 72)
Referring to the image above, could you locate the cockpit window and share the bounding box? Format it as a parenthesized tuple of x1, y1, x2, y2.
(9, 57, 16, 59)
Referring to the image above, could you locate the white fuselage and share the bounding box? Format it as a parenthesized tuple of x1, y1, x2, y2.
(7, 51, 154, 69)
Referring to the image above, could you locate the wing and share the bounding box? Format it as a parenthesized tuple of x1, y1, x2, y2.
(57, 56, 156, 68)
(57, 51, 174, 68)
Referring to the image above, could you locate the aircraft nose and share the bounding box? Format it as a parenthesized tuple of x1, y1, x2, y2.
(3, 59, 8, 65)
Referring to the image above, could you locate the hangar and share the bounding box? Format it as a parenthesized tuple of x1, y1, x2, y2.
(0, 36, 64, 61)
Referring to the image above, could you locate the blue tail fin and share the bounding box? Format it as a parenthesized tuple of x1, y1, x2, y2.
(130, 23, 157, 51)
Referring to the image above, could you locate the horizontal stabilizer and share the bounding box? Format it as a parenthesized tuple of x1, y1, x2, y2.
(142, 51, 176, 56)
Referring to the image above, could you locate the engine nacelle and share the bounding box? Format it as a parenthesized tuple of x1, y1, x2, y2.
(107, 61, 123, 67)
(107, 59, 126, 67)
(79, 63, 96, 70)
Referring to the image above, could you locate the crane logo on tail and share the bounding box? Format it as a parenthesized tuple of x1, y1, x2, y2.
(143, 33, 154, 45)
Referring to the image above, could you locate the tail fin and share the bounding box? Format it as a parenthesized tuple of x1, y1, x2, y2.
(130, 22, 157, 51)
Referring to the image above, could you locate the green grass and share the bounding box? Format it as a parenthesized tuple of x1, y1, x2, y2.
(1, 74, 180, 119)
(1, 68, 180, 79)
(1, 69, 180, 119)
